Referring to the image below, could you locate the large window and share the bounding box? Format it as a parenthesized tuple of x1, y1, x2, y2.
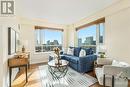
(78, 25, 96, 46)
(77, 18, 105, 53)
(35, 29, 63, 52)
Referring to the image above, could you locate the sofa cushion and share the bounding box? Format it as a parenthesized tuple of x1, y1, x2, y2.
(83, 48, 93, 55)
(61, 55, 78, 64)
(74, 47, 81, 57)
(61, 55, 71, 61)
(69, 56, 79, 63)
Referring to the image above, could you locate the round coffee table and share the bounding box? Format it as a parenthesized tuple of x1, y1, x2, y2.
(48, 59, 69, 79)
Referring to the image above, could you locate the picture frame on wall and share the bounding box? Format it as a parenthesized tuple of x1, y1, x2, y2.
(8, 27, 16, 55)
(8, 27, 20, 55)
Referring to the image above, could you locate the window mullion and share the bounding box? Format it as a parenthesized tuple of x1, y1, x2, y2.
(103, 23, 105, 44)
(96, 24, 100, 54)
(96, 24, 100, 45)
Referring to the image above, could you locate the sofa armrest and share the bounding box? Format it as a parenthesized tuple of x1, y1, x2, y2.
(103, 65, 127, 75)
(79, 55, 97, 64)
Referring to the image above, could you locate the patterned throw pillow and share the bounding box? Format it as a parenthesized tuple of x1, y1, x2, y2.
(67, 47, 74, 55)
(79, 49, 86, 57)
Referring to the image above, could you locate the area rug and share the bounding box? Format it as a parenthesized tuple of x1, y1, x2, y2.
(39, 65, 97, 87)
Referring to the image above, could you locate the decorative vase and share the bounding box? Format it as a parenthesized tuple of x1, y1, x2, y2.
(22, 46, 25, 53)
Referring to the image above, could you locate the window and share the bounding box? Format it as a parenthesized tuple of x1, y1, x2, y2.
(77, 18, 105, 53)
(77, 25, 97, 52)
(78, 25, 96, 46)
(35, 29, 63, 52)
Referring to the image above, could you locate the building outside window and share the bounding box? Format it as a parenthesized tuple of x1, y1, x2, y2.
(77, 19, 105, 53)
(35, 29, 63, 52)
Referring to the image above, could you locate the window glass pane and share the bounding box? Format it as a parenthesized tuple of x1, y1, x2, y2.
(44, 30, 62, 51)
(35, 29, 40, 45)
(44, 30, 62, 45)
(99, 23, 104, 43)
(77, 25, 96, 52)
(35, 29, 62, 52)
(78, 25, 96, 46)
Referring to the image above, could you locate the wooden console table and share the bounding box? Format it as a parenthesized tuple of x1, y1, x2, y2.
(8, 56, 28, 87)
(15, 52, 30, 68)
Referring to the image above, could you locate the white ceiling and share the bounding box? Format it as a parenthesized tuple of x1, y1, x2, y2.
(16, 0, 120, 24)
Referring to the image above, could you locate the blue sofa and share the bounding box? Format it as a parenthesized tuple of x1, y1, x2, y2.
(60, 47, 97, 73)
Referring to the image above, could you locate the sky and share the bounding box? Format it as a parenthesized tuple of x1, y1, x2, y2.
(77, 23, 104, 43)
(78, 25, 97, 41)
(36, 29, 62, 44)
(44, 30, 62, 44)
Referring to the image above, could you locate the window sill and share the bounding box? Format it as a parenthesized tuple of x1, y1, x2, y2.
(34, 51, 53, 55)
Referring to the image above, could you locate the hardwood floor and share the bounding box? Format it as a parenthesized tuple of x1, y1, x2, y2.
(12, 63, 130, 87)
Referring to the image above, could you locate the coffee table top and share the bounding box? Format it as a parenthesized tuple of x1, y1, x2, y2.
(48, 59, 69, 67)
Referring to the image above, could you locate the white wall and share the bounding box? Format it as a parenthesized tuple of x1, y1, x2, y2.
(67, 25, 76, 47)
(74, 0, 130, 64)
(0, 17, 20, 87)
(105, 7, 130, 63)
(0, 26, 3, 87)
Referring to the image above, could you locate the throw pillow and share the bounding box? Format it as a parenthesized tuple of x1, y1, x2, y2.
(67, 47, 74, 55)
(74, 47, 81, 57)
(83, 48, 93, 55)
(79, 49, 86, 57)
